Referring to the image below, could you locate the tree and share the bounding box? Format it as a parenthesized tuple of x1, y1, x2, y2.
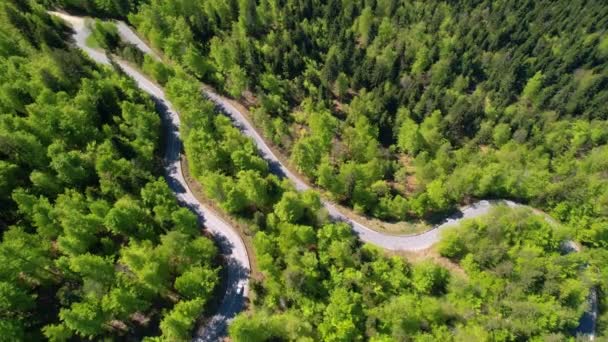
(321, 47, 340, 85)
(438, 228, 467, 259)
(369, 294, 448, 339)
(226, 65, 248, 98)
(11, 190, 61, 239)
(89, 20, 119, 50)
(238, 0, 259, 34)
(343, 115, 379, 162)
(142, 55, 174, 85)
(335, 72, 349, 99)
(318, 288, 364, 342)
(0, 161, 20, 201)
(141, 177, 179, 223)
(521, 71, 544, 103)
(317, 223, 357, 270)
(156, 232, 218, 273)
(411, 262, 449, 295)
(493, 123, 511, 147)
(101, 286, 149, 321)
(68, 253, 115, 287)
(353, 7, 374, 46)
(48, 144, 93, 187)
(120, 241, 170, 294)
(397, 117, 425, 155)
(43, 323, 73, 342)
(0, 227, 53, 283)
(59, 301, 106, 338)
(0, 319, 25, 342)
(104, 197, 154, 239)
(236, 170, 271, 210)
(231, 149, 268, 173)
(183, 45, 210, 78)
(274, 192, 304, 223)
(0, 281, 35, 316)
(411, 45, 431, 75)
(291, 137, 323, 177)
(171, 208, 200, 237)
(174, 266, 218, 300)
(229, 312, 313, 342)
(158, 298, 204, 342)
(426, 178, 450, 211)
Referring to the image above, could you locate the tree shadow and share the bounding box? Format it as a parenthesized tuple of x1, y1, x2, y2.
(193, 256, 249, 342)
(210, 101, 289, 180)
(148, 94, 250, 341)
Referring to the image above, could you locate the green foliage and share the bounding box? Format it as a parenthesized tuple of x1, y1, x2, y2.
(43, 323, 73, 342)
(318, 288, 364, 341)
(439, 207, 591, 339)
(273, 191, 305, 223)
(123, 0, 608, 230)
(353, 7, 374, 47)
(0, 4, 219, 340)
(599, 34, 608, 57)
(158, 298, 204, 342)
(174, 266, 218, 300)
(521, 71, 544, 103)
(47, 0, 136, 18)
(59, 300, 106, 338)
(26, 0, 608, 340)
(68, 253, 115, 287)
(129, 1, 607, 330)
(411, 261, 449, 295)
(397, 117, 424, 155)
(88, 19, 119, 50)
(101, 286, 149, 321)
(142, 55, 173, 84)
(229, 312, 313, 342)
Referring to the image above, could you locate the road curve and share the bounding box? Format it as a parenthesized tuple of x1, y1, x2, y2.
(49, 12, 250, 341)
(204, 88, 516, 250)
(103, 21, 600, 339)
(51, 12, 597, 340)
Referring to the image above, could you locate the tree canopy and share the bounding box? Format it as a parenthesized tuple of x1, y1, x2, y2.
(9, 0, 608, 340)
(0, 2, 218, 340)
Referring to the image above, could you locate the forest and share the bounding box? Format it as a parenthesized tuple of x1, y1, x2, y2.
(151, 67, 600, 341)
(2, 0, 607, 341)
(0, 2, 220, 340)
(55, 0, 608, 237)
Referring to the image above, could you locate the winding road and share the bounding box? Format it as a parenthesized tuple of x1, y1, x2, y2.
(50, 12, 597, 341)
(50, 12, 250, 341)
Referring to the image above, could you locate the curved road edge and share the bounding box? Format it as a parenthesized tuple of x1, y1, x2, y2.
(49, 12, 251, 342)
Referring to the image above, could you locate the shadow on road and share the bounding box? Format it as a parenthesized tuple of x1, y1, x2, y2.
(150, 93, 251, 341)
(194, 257, 249, 341)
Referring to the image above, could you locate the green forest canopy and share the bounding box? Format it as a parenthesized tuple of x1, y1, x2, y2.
(124, 41, 607, 341)
(0, 2, 218, 340)
(121, 0, 608, 339)
(3, 0, 608, 341)
(81, 0, 607, 245)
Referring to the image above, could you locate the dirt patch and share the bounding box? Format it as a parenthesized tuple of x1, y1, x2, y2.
(390, 246, 467, 279)
(331, 200, 431, 235)
(396, 154, 419, 195)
